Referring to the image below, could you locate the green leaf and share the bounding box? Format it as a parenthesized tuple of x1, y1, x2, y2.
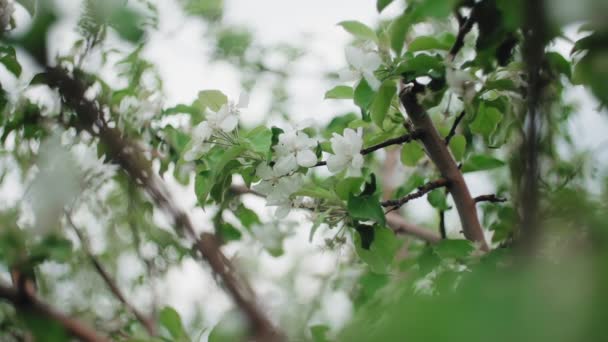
(348, 193, 386, 226)
(335, 177, 365, 201)
(0, 46, 22, 77)
(234, 203, 260, 231)
(217, 222, 242, 241)
(195, 170, 213, 204)
(390, 13, 410, 55)
(29, 234, 73, 264)
(449, 134, 467, 161)
(159, 307, 188, 341)
(547, 51, 572, 80)
(390, 0, 456, 54)
(163, 104, 199, 116)
(470, 105, 503, 140)
(325, 85, 354, 99)
(208, 310, 248, 342)
(243, 126, 272, 154)
(377, 0, 395, 12)
(354, 79, 375, 111)
(462, 154, 506, 173)
(400, 141, 425, 166)
(370, 80, 396, 127)
(338, 21, 377, 41)
(198, 90, 227, 112)
(407, 34, 455, 52)
(310, 325, 331, 342)
(427, 189, 449, 210)
(355, 226, 401, 274)
(395, 53, 444, 78)
(433, 239, 474, 259)
(109, 6, 145, 42)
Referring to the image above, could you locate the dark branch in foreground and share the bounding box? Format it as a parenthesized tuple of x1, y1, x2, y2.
(445, 111, 466, 145)
(65, 212, 157, 336)
(474, 194, 507, 203)
(400, 83, 489, 251)
(448, 5, 478, 61)
(381, 178, 449, 209)
(46, 67, 283, 342)
(315, 131, 421, 167)
(0, 282, 109, 342)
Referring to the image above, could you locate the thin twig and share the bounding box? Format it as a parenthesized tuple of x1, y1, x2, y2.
(381, 178, 449, 210)
(314, 131, 421, 167)
(0, 282, 110, 342)
(448, 7, 478, 61)
(64, 211, 157, 336)
(444, 111, 466, 145)
(474, 194, 507, 203)
(228, 186, 441, 244)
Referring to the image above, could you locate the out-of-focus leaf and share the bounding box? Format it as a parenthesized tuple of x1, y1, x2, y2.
(470, 104, 503, 140)
(377, 0, 395, 13)
(325, 85, 354, 99)
(348, 192, 386, 226)
(338, 21, 377, 41)
(0, 46, 22, 77)
(354, 79, 375, 112)
(462, 154, 505, 173)
(401, 141, 425, 166)
(408, 34, 455, 52)
(355, 226, 400, 274)
(197, 90, 227, 112)
(449, 134, 467, 161)
(159, 307, 189, 341)
(370, 80, 397, 128)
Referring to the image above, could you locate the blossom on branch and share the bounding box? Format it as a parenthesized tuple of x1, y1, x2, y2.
(183, 93, 248, 161)
(326, 127, 364, 177)
(273, 129, 318, 174)
(252, 163, 303, 217)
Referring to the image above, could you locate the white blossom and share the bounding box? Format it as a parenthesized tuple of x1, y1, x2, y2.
(0, 0, 14, 32)
(273, 129, 318, 175)
(183, 121, 213, 161)
(183, 93, 248, 161)
(252, 163, 303, 217)
(446, 66, 476, 103)
(206, 92, 248, 132)
(326, 127, 364, 177)
(338, 46, 382, 90)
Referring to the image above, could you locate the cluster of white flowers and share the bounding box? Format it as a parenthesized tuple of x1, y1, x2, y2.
(252, 163, 303, 218)
(273, 126, 317, 174)
(181, 90, 368, 217)
(0, 0, 14, 32)
(183, 93, 248, 162)
(339, 46, 382, 91)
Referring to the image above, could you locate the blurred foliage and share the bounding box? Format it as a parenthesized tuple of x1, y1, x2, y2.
(0, 0, 606, 341)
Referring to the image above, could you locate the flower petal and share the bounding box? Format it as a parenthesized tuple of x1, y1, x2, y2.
(220, 114, 238, 132)
(274, 154, 297, 175)
(345, 46, 365, 70)
(326, 154, 347, 174)
(238, 92, 249, 108)
(296, 149, 317, 167)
